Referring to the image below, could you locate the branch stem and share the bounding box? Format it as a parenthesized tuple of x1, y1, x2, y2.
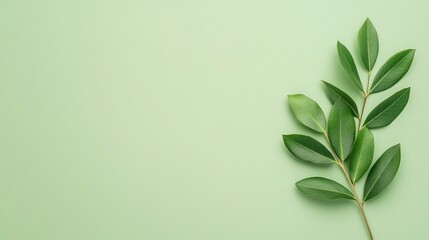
(357, 71, 372, 131)
(322, 131, 374, 240)
(337, 162, 374, 240)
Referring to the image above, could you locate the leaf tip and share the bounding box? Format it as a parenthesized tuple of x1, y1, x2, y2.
(295, 179, 304, 189)
(364, 17, 374, 25)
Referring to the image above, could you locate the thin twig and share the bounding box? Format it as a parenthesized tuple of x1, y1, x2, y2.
(322, 132, 374, 240)
(357, 71, 372, 131)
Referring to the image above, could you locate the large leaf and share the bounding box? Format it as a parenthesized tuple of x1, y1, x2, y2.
(358, 18, 379, 71)
(283, 134, 335, 165)
(337, 41, 363, 92)
(296, 177, 355, 200)
(348, 128, 374, 183)
(322, 81, 359, 117)
(288, 94, 326, 133)
(363, 88, 410, 129)
(370, 49, 416, 93)
(328, 99, 356, 160)
(364, 144, 401, 201)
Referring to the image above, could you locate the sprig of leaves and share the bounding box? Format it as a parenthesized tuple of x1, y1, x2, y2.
(283, 18, 415, 240)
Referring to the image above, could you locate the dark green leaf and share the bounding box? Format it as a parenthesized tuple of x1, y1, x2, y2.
(288, 94, 326, 133)
(296, 177, 355, 200)
(363, 88, 410, 129)
(358, 18, 379, 71)
(364, 144, 401, 201)
(337, 41, 363, 92)
(328, 99, 356, 160)
(349, 128, 374, 183)
(283, 134, 335, 165)
(370, 49, 416, 93)
(322, 81, 359, 117)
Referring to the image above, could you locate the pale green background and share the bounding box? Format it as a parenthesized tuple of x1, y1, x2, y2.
(0, 0, 428, 239)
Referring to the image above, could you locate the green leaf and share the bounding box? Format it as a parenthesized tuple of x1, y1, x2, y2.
(363, 88, 410, 129)
(370, 49, 416, 93)
(364, 144, 401, 201)
(337, 41, 363, 92)
(322, 81, 359, 117)
(283, 134, 335, 165)
(358, 18, 379, 71)
(328, 99, 356, 160)
(296, 177, 355, 200)
(288, 94, 326, 133)
(348, 128, 374, 183)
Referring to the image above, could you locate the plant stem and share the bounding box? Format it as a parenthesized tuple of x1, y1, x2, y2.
(337, 162, 374, 240)
(322, 131, 374, 240)
(357, 71, 371, 131)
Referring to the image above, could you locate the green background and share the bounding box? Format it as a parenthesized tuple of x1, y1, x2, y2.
(1, 0, 428, 239)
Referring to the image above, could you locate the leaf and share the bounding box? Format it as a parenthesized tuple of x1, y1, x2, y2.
(370, 49, 416, 93)
(296, 177, 355, 200)
(364, 144, 401, 201)
(288, 94, 326, 133)
(363, 88, 410, 129)
(358, 18, 379, 71)
(328, 99, 356, 160)
(337, 41, 363, 92)
(283, 134, 335, 165)
(348, 128, 374, 183)
(322, 81, 359, 117)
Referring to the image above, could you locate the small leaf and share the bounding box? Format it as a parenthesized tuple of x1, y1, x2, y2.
(363, 88, 410, 129)
(370, 49, 416, 93)
(349, 128, 374, 183)
(296, 177, 355, 200)
(322, 81, 359, 117)
(283, 134, 335, 165)
(364, 144, 401, 201)
(328, 99, 356, 160)
(288, 94, 326, 133)
(337, 41, 363, 92)
(358, 18, 379, 71)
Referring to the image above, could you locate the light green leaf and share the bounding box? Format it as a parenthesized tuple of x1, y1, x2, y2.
(364, 144, 401, 201)
(288, 94, 326, 133)
(283, 134, 335, 165)
(363, 88, 410, 129)
(322, 81, 359, 117)
(358, 18, 379, 71)
(328, 99, 356, 160)
(349, 128, 374, 183)
(370, 49, 416, 93)
(296, 177, 355, 200)
(337, 41, 363, 92)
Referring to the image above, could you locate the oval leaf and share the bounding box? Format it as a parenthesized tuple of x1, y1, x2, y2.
(322, 81, 359, 117)
(364, 144, 401, 201)
(358, 18, 379, 71)
(283, 134, 335, 165)
(349, 128, 374, 183)
(288, 94, 326, 133)
(370, 49, 416, 93)
(337, 41, 363, 92)
(363, 88, 410, 129)
(328, 99, 356, 160)
(296, 177, 355, 200)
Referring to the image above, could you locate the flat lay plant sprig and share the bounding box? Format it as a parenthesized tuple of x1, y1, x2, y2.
(283, 18, 415, 240)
